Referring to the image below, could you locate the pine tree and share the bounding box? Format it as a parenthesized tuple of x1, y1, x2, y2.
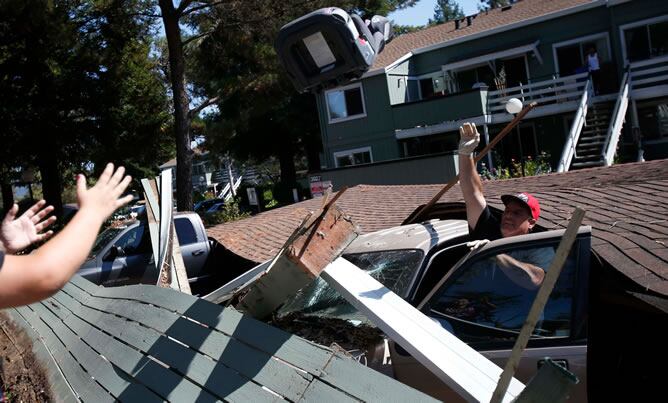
(430, 0, 464, 25)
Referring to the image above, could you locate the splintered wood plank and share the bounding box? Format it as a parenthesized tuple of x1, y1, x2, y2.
(55, 288, 290, 402)
(14, 306, 113, 402)
(6, 309, 79, 403)
(30, 301, 163, 402)
(322, 257, 525, 403)
(236, 201, 359, 320)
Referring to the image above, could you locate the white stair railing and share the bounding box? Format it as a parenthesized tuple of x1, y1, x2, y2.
(218, 175, 243, 201)
(557, 79, 592, 172)
(629, 54, 668, 92)
(603, 70, 631, 166)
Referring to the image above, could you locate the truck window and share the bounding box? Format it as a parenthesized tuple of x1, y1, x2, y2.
(424, 240, 578, 345)
(175, 218, 198, 245)
(115, 226, 150, 254)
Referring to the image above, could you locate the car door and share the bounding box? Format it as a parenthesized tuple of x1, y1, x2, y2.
(174, 217, 207, 277)
(391, 227, 591, 402)
(99, 224, 154, 286)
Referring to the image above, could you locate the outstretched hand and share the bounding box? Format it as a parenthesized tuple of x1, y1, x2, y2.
(458, 122, 480, 156)
(1, 200, 57, 253)
(77, 163, 134, 222)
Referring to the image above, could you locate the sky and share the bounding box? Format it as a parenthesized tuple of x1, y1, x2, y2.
(388, 0, 480, 26)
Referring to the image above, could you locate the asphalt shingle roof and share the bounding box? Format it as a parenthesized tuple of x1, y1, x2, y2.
(207, 159, 668, 296)
(373, 0, 595, 71)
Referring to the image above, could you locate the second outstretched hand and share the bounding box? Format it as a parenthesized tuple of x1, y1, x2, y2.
(1, 200, 57, 254)
(77, 163, 134, 223)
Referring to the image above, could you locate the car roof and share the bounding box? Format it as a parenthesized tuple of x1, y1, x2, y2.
(344, 219, 469, 256)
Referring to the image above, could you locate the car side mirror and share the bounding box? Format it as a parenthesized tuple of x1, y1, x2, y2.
(103, 246, 125, 261)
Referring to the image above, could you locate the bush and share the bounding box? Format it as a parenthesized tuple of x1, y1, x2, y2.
(480, 151, 552, 180)
(200, 200, 250, 226)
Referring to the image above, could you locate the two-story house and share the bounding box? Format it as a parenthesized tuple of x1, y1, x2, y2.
(312, 0, 668, 189)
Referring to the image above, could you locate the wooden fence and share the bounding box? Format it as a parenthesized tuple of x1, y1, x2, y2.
(5, 275, 436, 402)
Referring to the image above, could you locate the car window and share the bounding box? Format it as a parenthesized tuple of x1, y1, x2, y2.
(424, 240, 578, 345)
(90, 227, 124, 258)
(278, 249, 424, 323)
(115, 226, 150, 254)
(175, 218, 198, 245)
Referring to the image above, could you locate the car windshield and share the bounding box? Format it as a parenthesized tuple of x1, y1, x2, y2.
(277, 249, 424, 323)
(89, 227, 124, 258)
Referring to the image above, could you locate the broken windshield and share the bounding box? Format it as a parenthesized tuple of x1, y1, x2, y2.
(278, 249, 424, 323)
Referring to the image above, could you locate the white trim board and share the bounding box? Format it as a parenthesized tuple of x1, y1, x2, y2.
(551, 31, 612, 76)
(324, 82, 367, 124)
(322, 257, 525, 403)
(619, 14, 668, 64)
(442, 41, 541, 72)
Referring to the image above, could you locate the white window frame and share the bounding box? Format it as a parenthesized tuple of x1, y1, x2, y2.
(333, 146, 373, 168)
(619, 15, 668, 64)
(552, 32, 612, 76)
(325, 82, 367, 124)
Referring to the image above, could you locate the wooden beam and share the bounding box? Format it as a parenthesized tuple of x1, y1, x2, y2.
(321, 257, 525, 403)
(490, 207, 586, 403)
(235, 197, 359, 320)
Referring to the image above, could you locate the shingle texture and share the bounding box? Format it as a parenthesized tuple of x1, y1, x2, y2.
(372, 0, 595, 70)
(207, 159, 668, 296)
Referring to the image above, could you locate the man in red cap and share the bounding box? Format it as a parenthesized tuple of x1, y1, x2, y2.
(458, 123, 553, 288)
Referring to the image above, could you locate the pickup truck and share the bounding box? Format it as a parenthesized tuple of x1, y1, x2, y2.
(217, 208, 594, 401)
(78, 212, 211, 289)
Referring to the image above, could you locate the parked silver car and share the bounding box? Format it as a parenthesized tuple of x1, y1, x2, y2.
(274, 218, 592, 401)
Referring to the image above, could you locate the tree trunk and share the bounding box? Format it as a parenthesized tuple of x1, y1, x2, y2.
(159, 0, 193, 211)
(278, 145, 297, 187)
(37, 147, 63, 218)
(1, 181, 13, 212)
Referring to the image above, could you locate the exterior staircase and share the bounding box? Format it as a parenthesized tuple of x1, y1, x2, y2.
(570, 101, 613, 169)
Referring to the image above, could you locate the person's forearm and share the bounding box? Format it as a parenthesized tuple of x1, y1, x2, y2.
(496, 254, 545, 289)
(31, 209, 104, 289)
(459, 154, 483, 198)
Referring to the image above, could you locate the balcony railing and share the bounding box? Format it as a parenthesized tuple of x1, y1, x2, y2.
(487, 72, 589, 115)
(629, 55, 668, 97)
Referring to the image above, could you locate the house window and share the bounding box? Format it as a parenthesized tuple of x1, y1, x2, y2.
(553, 33, 611, 77)
(333, 147, 372, 167)
(623, 19, 668, 62)
(325, 83, 366, 123)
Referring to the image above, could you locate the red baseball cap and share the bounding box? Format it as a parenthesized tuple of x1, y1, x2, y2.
(501, 192, 540, 221)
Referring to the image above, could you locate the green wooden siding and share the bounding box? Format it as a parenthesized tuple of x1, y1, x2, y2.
(5, 275, 437, 402)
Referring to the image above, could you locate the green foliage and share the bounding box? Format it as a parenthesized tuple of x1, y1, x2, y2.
(478, 0, 509, 11)
(393, 24, 424, 35)
(200, 200, 250, 226)
(0, 0, 172, 210)
(480, 151, 552, 180)
(429, 0, 464, 25)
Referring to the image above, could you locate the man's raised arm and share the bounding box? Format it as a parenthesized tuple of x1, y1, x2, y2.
(458, 123, 486, 230)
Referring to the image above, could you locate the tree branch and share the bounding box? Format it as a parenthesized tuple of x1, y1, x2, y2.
(182, 29, 215, 47)
(182, 0, 234, 16)
(176, 0, 196, 16)
(189, 96, 221, 118)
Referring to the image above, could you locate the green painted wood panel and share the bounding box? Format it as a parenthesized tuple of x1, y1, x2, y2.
(14, 306, 113, 402)
(42, 293, 223, 402)
(68, 277, 335, 376)
(61, 276, 439, 402)
(53, 288, 281, 402)
(6, 310, 79, 403)
(298, 379, 361, 402)
(29, 302, 163, 402)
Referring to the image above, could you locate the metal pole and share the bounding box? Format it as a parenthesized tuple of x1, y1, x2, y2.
(483, 124, 494, 171)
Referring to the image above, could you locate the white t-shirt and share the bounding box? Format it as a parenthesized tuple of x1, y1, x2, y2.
(587, 53, 600, 71)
